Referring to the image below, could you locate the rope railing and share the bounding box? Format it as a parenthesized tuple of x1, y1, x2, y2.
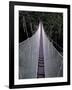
(51, 39, 63, 51)
(48, 36, 63, 52)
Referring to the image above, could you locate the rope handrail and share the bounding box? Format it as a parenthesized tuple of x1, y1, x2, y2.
(49, 37, 63, 51)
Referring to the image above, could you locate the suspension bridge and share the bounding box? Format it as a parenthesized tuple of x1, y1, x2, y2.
(19, 22, 63, 79)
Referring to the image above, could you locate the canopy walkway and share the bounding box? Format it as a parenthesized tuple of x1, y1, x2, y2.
(19, 22, 63, 79)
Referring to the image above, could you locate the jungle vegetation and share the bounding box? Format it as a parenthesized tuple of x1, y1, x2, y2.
(19, 11, 63, 53)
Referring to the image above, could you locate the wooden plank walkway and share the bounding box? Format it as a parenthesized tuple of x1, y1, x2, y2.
(37, 23, 45, 78)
